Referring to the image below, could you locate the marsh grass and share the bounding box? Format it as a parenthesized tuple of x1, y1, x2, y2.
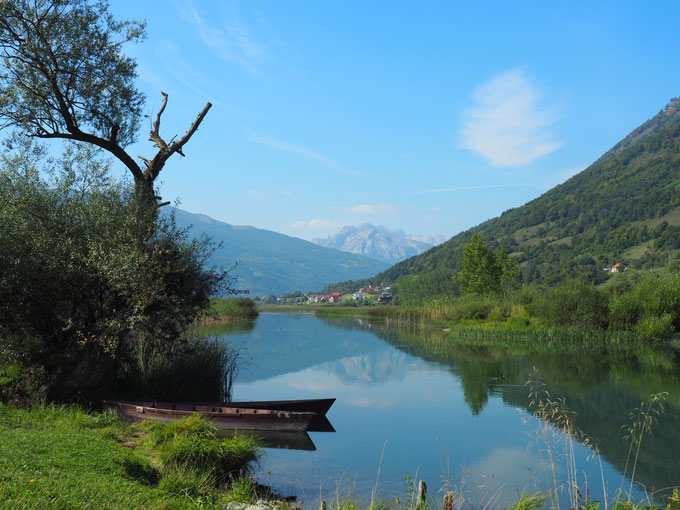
(525, 370, 673, 510)
(116, 336, 244, 401)
(204, 297, 259, 320)
(141, 413, 261, 485)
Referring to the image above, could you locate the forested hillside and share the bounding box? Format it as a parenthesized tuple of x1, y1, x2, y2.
(335, 97, 680, 294)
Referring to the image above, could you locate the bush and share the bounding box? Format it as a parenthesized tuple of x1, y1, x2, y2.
(609, 270, 680, 338)
(529, 279, 609, 330)
(635, 313, 675, 341)
(0, 141, 233, 401)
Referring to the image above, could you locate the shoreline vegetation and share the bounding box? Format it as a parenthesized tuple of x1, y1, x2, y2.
(288, 269, 680, 344)
(198, 297, 260, 324)
(3, 400, 680, 510)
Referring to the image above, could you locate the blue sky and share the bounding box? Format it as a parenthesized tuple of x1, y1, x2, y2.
(106, 0, 680, 242)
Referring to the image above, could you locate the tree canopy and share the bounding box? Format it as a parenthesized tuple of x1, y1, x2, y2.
(0, 138, 232, 400)
(457, 234, 519, 295)
(0, 0, 211, 197)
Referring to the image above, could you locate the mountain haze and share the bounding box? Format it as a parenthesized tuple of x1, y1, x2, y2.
(312, 223, 441, 264)
(172, 209, 388, 296)
(331, 97, 680, 292)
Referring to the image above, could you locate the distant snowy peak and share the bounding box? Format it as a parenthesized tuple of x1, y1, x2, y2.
(312, 224, 445, 265)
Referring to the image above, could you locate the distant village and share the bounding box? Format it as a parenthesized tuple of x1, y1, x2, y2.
(257, 285, 393, 305)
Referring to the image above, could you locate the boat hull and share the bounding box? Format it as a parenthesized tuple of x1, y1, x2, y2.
(102, 401, 317, 432)
(191, 398, 335, 416)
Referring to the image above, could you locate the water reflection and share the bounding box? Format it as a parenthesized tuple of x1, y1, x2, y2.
(324, 316, 680, 496)
(193, 313, 680, 506)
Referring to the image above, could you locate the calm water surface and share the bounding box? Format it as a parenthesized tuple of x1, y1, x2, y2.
(197, 312, 680, 507)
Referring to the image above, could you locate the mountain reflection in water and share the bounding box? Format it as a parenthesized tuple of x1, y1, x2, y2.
(194, 312, 680, 506)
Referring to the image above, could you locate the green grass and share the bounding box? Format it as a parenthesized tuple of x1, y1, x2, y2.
(205, 297, 259, 320)
(0, 403, 264, 509)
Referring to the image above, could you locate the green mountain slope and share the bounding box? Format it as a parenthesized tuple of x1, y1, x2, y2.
(348, 97, 680, 291)
(172, 209, 388, 297)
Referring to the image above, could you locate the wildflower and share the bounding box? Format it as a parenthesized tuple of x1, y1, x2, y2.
(30, 479, 35, 483)
(229, 472, 233, 479)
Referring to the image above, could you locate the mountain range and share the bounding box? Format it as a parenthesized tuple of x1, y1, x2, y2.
(312, 223, 443, 264)
(171, 209, 388, 297)
(328, 97, 680, 293)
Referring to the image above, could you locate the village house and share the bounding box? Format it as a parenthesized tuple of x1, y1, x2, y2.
(307, 292, 342, 303)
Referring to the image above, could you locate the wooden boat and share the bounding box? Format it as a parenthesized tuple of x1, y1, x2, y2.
(212, 398, 335, 416)
(102, 400, 317, 432)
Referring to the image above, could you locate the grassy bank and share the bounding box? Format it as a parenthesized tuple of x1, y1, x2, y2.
(0, 403, 265, 509)
(201, 297, 259, 322)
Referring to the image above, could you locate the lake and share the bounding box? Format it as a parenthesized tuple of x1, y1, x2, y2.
(194, 311, 680, 508)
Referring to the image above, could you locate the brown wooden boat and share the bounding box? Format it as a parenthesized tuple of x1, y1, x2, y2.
(102, 400, 317, 432)
(204, 398, 335, 416)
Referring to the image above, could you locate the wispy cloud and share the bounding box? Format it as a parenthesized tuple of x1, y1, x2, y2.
(244, 129, 362, 176)
(415, 183, 527, 194)
(279, 190, 292, 196)
(171, 0, 268, 73)
(347, 203, 395, 214)
(461, 69, 562, 167)
(290, 219, 345, 230)
(157, 40, 209, 98)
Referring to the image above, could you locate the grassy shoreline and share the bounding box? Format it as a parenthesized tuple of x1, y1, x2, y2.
(3, 402, 679, 510)
(0, 403, 271, 509)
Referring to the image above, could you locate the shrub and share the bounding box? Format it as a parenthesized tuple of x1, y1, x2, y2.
(530, 279, 608, 330)
(635, 313, 674, 341)
(206, 298, 259, 320)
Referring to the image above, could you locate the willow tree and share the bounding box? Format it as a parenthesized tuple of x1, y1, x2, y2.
(0, 0, 210, 202)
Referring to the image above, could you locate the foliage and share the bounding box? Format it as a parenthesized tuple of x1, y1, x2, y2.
(529, 279, 609, 330)
(0, 0, 212, 192)
(0, 140, 230, 401)
(457, 233, 519, 294)
(0, 0, 145, 147)
(206, 297, 259, 319)
(384, 269, 680, 342)
(609, 271, 680, 341)
(396, 268, 458, 304)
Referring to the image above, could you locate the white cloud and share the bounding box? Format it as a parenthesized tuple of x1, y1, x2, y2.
(279, 190, 292, 196)
(347, 203, 395, 214)
(249, 189, 265, 199)
(244, 129, 362, 176)
(171, 0, 268, 73)
(461, 69, 562, 167)
(290, 219, 345, 230)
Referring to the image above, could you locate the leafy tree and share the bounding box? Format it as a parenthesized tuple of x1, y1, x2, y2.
(0, 0, 210, 199)
(457, 234, 519, 295)
(0, 139, 232, 400)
